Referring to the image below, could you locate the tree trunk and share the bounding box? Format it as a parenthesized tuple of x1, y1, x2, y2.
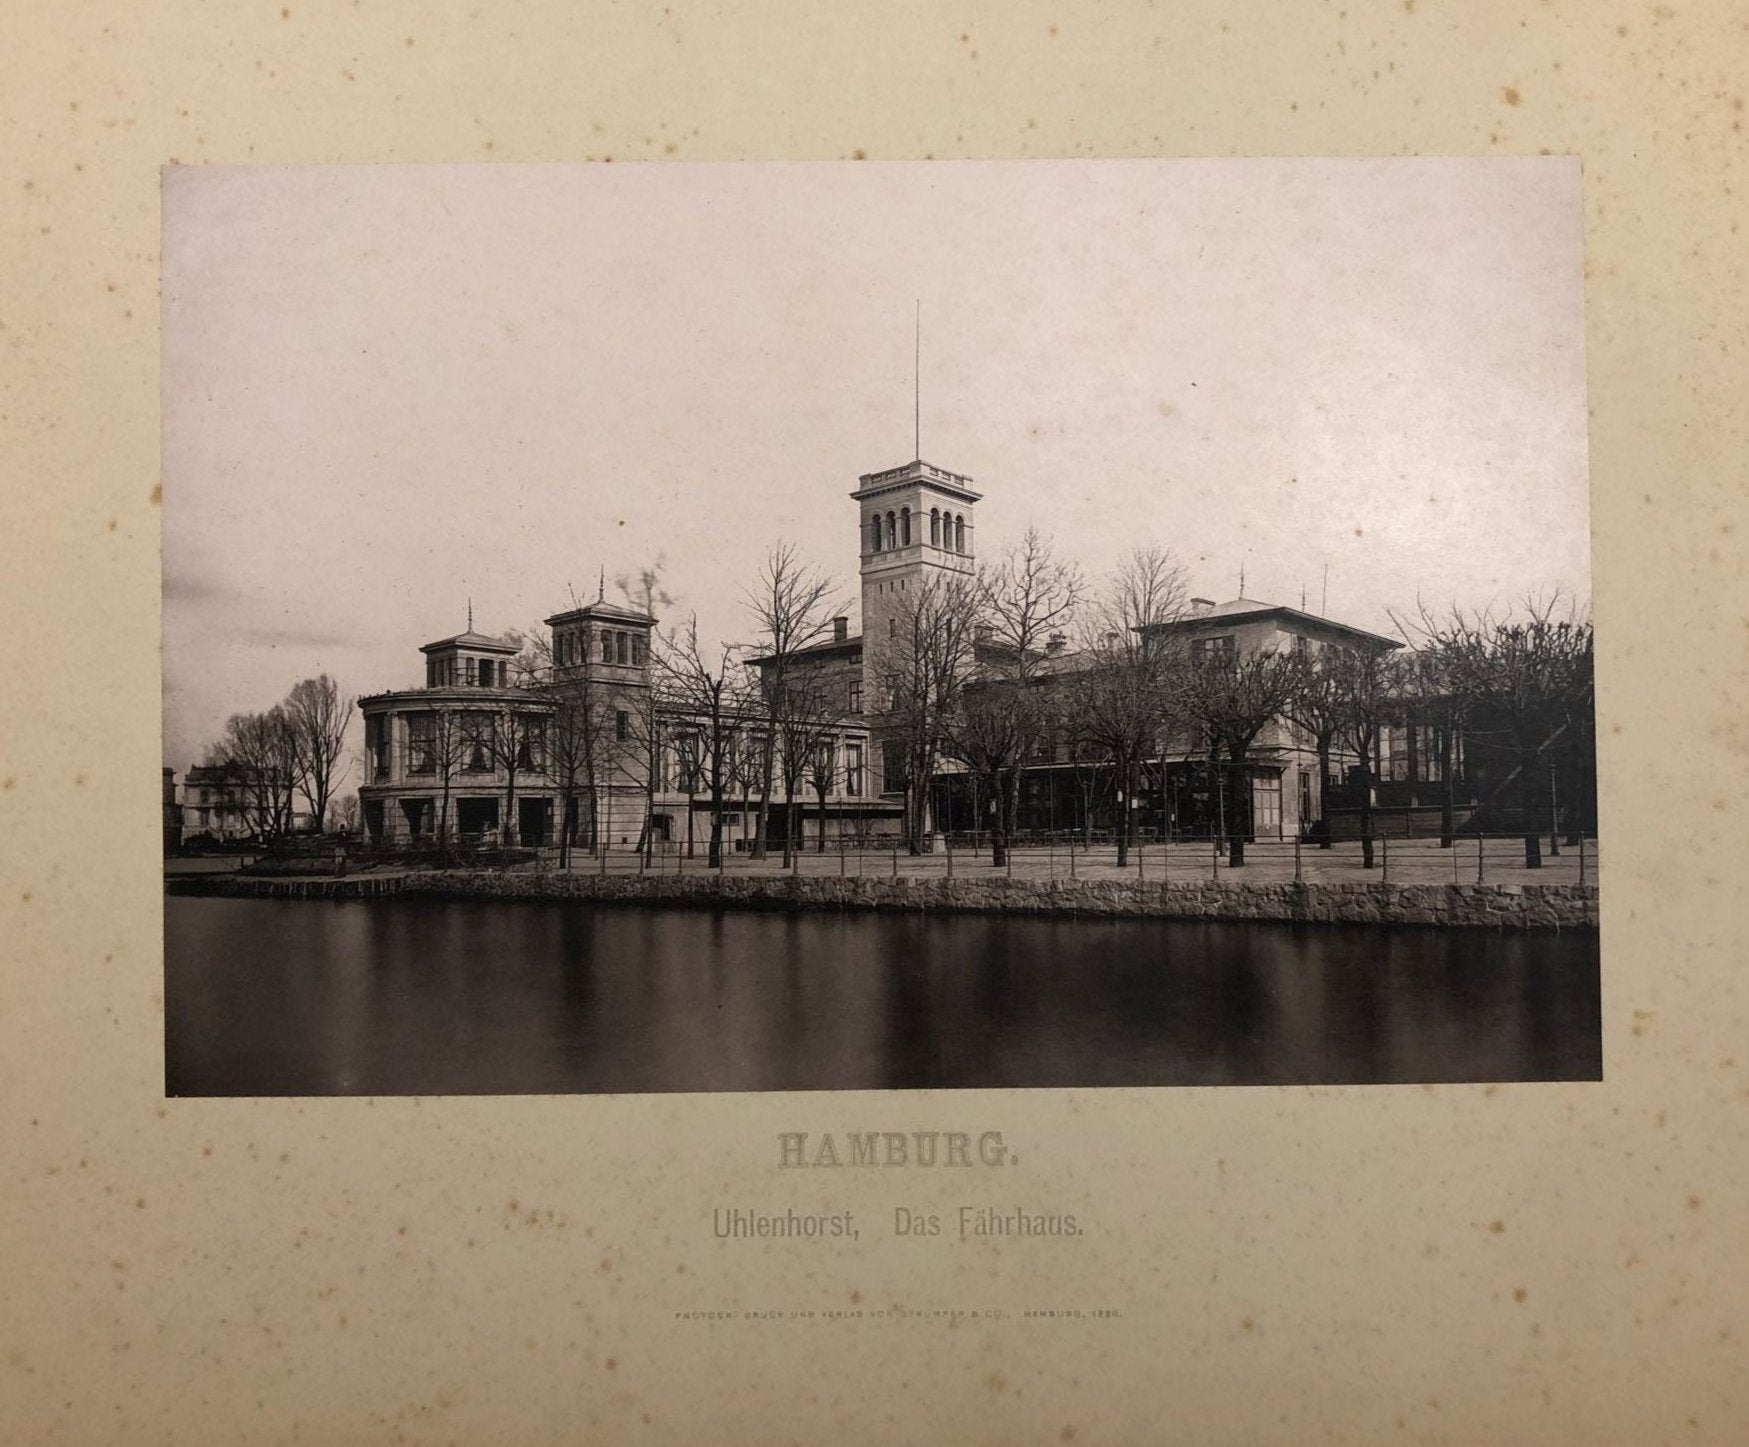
(1226, 749, 1247, 868)
(1518, 738, 1542, 869)
(753, 733, 776, 859)
(1439, 715, 1455, 848)
(1114, 753, 1134, 868)
(1357, 760, 1375, 870)
(1316, 738, 1333, 848)
(707, 788, 724, 868)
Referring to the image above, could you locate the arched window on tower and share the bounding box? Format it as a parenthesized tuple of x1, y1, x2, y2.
(930, 508, 940, 546)
(617, 632, 630, 665)
(954, 515, 966, 553)
(900, 507, 911, 546)
(869, 515, 881, 552)
(886, 512, 896, 549)
(602, 631, 614, 665)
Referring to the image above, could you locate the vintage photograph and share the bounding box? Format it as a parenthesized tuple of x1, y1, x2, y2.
(161, 159, 1599, 1096)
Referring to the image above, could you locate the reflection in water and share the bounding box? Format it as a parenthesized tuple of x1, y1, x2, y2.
(164, 898, 1601, 1096)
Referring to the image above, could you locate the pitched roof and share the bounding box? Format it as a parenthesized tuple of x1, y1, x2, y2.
(1147, 597, 1402, 651)
(419, 629, 520, 655)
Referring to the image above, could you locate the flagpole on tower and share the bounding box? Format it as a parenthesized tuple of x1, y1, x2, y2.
(914, 298, 921, 462)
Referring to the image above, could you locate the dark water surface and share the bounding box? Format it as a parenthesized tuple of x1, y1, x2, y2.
(164, 897, 1601, 1095)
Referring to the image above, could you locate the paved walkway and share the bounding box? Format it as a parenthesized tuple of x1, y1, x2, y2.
(169, 837, 1599, 889)
(536, 836, 1601, 888)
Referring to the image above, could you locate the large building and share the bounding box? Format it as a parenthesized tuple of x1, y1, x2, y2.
(354, 446, 1444, 852)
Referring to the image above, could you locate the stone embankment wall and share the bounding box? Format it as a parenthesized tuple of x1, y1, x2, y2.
(169, 870, 1598, 928)
(396, 872, 1598, 930)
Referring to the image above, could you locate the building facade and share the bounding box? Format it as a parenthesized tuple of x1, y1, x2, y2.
(353, 445, 1472, 852)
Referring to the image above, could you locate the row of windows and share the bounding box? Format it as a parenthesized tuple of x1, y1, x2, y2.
(555, 628, 646, 668)
(868, 506, 968, 554)
(426, 655, 509, 688)
(660, 734, 866, 797)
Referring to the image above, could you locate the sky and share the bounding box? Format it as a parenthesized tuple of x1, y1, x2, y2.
(161, 158, 1589, 784)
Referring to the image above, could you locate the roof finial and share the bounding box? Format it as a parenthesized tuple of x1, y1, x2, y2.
(914, 298, 921, 463)
(1238, 561, 1246, 598)
(467, 596, 473, 632)
(598, 567, 606, 603)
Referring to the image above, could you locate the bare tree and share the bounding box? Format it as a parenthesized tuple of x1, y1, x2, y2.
(773, 677, 841, 865)
(212, 708, 300, 841)
(741, 544, 843, 859)
(1405, 594, 1593, 868)
(1074, 546, 1191, 865)
(1283, 650, 1348, 849)
(655, 616, 748, 869)
(1185, 646, 1303, 867)
(401, 704, 469, 863)
(486, 704, 543, 852)
(1332, 645, 1406, 870)
(874, 571, 979, 852)
(284, 674, 352, 833)
(944, 529, 1082, 866)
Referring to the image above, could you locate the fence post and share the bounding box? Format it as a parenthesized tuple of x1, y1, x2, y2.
(1069, 834, 1076, 879)
(891, 842, 898, 878)
(1138, 838, 1145, 883)
(1578, 833, 1587, 886)
(1381, 834, 1389, 883)
(839, 834, 845, 878)
(946, 830, 954, 880)
(1212, 835, 1219, 881)
(1477, 835, 1485, 885)
(1294, 832, 1302, 884)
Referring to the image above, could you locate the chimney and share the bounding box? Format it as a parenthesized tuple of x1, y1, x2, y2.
(832, 615, 849, 643)
(1189, 597, 1215, 617)
(1046, 632, 1067, 656)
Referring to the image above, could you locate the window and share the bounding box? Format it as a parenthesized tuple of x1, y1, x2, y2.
(1379, 724, 1410, 783)
(954, 515, 965, 552)
(813, 740, 835, 790)
(889, 617, 897, 638)
(631, 633, 645, 666)
(407, 715, 436, 775)
(367, 715, 389, 779)
(900, 507, 911, 546)
(617, 632, 630, 665)
(517, 719, 545, 771)
(869, 515, 881, 552)
(930, 508, 941, 545)
(425, 658, 437, 687)
(462, 712, 491, 772)
(885, 512, 896, 549)
(845, 742, 864, 796)
(616, 709, 631, 742)
(848, 679, 862, 714)
(465, 657, 477, 686)
(1414, 724, 1444, 783)
(1191, 635, 1237, 663)
(676, 735, 700, 793)
(602, 632, 614, 664)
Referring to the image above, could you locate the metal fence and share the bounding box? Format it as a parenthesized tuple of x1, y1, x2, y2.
(517, 831, 1600, 887)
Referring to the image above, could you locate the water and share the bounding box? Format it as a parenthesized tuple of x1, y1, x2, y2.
(164, 897, 1601, 1095)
